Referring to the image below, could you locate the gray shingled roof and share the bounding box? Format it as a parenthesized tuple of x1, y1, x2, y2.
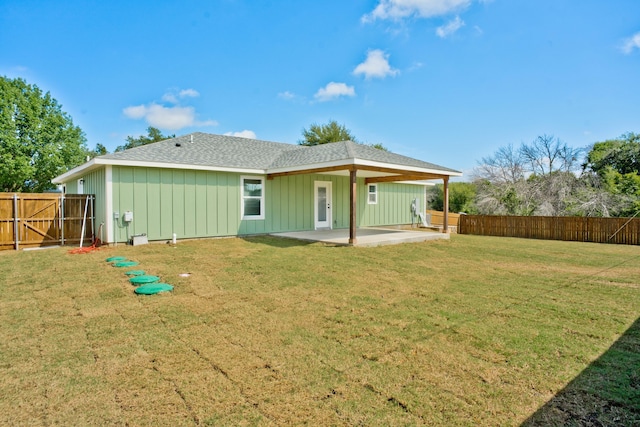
(101, 133, 299, 170)
(99, 132, 460, 174)
(270, 139, 460, 173)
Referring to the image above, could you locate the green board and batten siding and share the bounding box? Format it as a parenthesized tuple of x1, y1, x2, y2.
(110, 167, 237, 242)
(92, 166, 424, 243)
(63, 168, 107, 242)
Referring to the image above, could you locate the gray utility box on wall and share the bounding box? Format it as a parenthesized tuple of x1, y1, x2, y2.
(130, 234, 148, 246)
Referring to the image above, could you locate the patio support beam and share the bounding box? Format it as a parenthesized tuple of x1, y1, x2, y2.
(268, 165, 456, 181)
(443, 176, 450, 234)
(349, 168, 357, 245)
(267, 165, 350, 179)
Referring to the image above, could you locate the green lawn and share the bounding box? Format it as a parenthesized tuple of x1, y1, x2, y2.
(1, 234, 638, 426)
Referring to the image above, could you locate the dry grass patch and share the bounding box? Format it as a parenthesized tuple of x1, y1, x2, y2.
(0, 235, 638, 425)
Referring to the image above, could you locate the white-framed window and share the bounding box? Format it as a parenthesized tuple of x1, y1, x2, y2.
(368, 184, 378, 204)
(241, 176, 265, 220)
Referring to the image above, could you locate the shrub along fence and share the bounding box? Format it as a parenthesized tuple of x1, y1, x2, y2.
(458, 214, 640, 245)
(0, 193, 95, 251)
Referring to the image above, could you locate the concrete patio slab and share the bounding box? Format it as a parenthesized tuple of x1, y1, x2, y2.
(270, 227, 449, 247)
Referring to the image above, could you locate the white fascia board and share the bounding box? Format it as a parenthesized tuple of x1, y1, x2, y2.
(54, 156, 461, 183)
(53, 158, 266, 183)
(52, 159, 98, 184)
(266, 158, 462, 177)
(353, 159, 463, 177)
(102, 159, 265, 175)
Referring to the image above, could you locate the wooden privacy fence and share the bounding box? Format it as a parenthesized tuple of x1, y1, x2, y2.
(458, 214, 640, 245)
(426, 210, 461, 232)
(0, 193, 95, 251)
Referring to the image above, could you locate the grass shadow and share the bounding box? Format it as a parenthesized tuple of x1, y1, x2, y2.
(240, 235, 318, 248)
(522, 317, 640, 426)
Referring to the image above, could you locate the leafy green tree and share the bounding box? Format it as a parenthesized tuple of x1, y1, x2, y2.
(587, 133, 640, 176)
(368, 142, 389, 151)
(299, 120, 389, 151)
(0, 76, 88, 192)
(88, 143, 108, 158)
(585, 133, 640, 216)
(427, 182, 478, 213)
(299, 120, 357, 146)
(115, 126, 174, 152)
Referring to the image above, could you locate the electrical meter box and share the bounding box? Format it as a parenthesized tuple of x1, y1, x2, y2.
(123, 211, 133, 222)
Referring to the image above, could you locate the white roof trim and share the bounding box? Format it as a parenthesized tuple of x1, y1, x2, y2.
(53, 153, 461, 184)
(101, 159, 264, 175)
(53, 158, 266, 183)
(266, 158, 462, 177)
(354, 158, 462, 176)
(53, 159, 99, 183)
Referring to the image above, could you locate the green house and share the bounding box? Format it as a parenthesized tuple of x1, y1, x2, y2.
(53, 133, 461, 245)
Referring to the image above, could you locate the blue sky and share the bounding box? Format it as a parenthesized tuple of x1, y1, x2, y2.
(2, 0, 639, 177)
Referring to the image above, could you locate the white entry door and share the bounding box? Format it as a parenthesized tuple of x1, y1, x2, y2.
(314, 181, 332, 229)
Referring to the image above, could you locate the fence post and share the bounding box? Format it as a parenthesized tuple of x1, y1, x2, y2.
(13, 194, 19, 250)
(90, 195, 95, 244)
(60, 194, 65, 246)
(79, 195, 89, 248)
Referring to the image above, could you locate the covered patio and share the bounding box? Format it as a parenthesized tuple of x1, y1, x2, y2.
(271, 227, 449, 247)
(268, 147, 461, 245)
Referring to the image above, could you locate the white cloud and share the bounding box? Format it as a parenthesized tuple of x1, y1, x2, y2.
(278, 91, 296, 100)
(179, 88, 199, 98)
(123, 103, 217, 130)
(314, 82, 356, 102)
(362, 0, 472, 22)
(162, 88, 201, 104)
(224, 130, 257, 139)
(436, 15, 465, 38)
(161, 93, 178, 104)
(408, 61, 424, 72)
(122, 105, 147, 119)
(353, 49, 399, 79)
(124, 87, 215, 131)
(621, 32, 640, 54)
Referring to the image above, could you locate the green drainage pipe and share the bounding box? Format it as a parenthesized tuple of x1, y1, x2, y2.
(135, 283, 173, 295)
